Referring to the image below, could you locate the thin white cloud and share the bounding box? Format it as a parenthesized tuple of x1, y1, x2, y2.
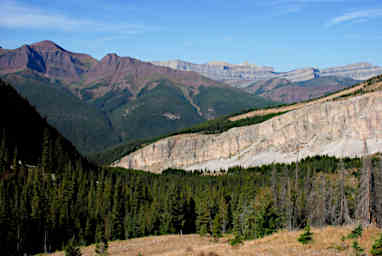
(0, 0, 154, 34)
(270, 0, 346, 5)
(327, 9, 382, 27)
(262, 0, 346, 15)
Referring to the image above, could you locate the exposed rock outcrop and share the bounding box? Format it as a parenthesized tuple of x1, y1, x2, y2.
(152, 60, 382, 84)
(114, 91, 382, 173)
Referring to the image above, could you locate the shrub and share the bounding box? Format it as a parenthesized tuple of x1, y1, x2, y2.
(352, 241, 365, 256)
(229, 235, 243, 247)
(64, 239, 81, 256)
(371, 233, 382, 256)
(297, 224, 313, 245)
(348, 225, 363, 239)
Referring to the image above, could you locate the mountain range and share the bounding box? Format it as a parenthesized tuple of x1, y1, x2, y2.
(152, 59, 382, 86)
(0, 40, 274, 153)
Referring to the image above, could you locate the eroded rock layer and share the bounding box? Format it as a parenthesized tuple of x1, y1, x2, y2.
(152, 60, 382, 84)
(114, 92, 382, 172)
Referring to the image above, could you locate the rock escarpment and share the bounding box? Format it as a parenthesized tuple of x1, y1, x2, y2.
(151, 60, 382, 84)
(114, 91, 382, 173)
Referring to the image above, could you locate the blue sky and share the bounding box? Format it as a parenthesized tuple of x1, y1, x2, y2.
(1, 0, 381, 71)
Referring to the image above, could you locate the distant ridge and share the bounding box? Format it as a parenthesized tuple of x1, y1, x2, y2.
(152, 59, 382, 85)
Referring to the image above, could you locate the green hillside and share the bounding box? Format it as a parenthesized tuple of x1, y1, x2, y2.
(2, 71, 122, 153)
(2, 72, 275, 155)
(0, 78, 88, 170)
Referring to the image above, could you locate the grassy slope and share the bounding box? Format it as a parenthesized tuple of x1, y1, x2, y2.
(230, 74, 382, 121)
(44, 225, 381, 256)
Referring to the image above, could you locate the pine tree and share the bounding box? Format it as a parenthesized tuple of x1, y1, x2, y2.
(197, 196, 211, 236)
(169, 188, 185, 234)
(217, 197, 229, 234)
(95, 222, 108, 256)
(111, 181, 124, 240)
(41, 128, 51, 173)
(212, 214, 222, 240)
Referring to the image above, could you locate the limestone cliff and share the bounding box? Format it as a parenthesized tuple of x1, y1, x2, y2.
(114, 91, 382, 172)
(151, 60, 382, 84)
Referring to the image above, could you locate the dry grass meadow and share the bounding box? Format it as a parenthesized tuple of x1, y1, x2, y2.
(44, 225, 381, 256)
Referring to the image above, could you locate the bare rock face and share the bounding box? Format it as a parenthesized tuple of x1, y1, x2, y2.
(152, 60, 382, 84)
(320, 62, 382, 80)
(0, 40, 97, 82)
(114, 92, 382, 173)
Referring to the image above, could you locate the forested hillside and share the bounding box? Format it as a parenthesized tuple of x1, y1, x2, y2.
(1, 151, 382, 255)
(0, 78, 88, 170)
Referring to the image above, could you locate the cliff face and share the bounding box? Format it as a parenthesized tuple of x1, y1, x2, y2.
(114, 91, 382, 172)
(151, 60, 382, 84)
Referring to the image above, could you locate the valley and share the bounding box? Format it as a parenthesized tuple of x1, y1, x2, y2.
(1, 43, 382, 256)
(2, 0, 382, 255)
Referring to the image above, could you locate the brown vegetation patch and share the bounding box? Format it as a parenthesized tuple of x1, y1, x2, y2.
(46, 225, 381, 256)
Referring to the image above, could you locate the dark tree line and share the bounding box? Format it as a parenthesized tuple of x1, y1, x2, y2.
(1, 149, 381, 255)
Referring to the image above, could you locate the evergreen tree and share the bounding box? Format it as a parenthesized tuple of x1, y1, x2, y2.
(212, 214, 222, 240)
(95, 222, 108, 256)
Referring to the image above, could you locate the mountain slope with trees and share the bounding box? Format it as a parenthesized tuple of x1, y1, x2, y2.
(0, 41, 275, 154)
(0, 78, 88, 169)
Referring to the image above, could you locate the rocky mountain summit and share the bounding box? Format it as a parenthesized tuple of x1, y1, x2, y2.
(152, 60, 382, 85)
(114, 78, 382, 172)
(0, 41, 273, 153)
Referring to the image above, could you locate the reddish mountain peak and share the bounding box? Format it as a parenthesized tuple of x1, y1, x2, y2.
(100, 53, 121, 64)
(30, 40, 67, 53)
(31, 40, 61, 48)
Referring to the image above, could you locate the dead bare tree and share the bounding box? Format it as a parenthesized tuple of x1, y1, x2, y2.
(376, 158, 382, 227)
(356, 140, 373, 226)
(335, 158, 352, 225)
